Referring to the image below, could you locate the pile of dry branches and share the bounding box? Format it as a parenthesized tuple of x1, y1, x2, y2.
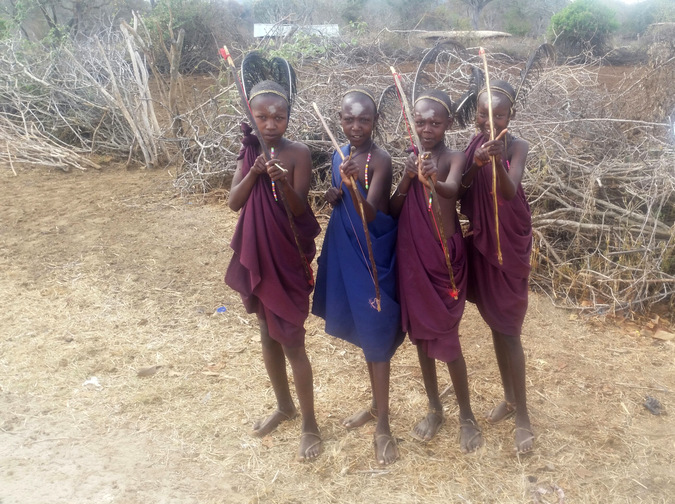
(520, 64, 674, 314)
(0, 24, 163, 172)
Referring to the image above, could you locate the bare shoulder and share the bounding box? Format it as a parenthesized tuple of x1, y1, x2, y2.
(372, 144, 392, 171)
(443, 148, 465, 167)
(287, 140, 311, 157)
(509, 135, 529, 154)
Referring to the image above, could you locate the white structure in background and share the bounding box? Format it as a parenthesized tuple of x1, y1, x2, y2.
(254, 24, 340, 39)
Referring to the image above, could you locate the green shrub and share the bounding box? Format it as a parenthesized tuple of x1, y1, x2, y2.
(548, 0, 618, 57)
(505, 5, 531, 37)
(266, 32, 327, 65)
(0, 17, 10, 40)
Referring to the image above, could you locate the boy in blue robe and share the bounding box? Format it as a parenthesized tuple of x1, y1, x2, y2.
(313, 88, 402, 465)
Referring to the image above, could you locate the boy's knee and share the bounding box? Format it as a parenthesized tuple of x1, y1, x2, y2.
(259, 330, 279, 350)
(283, 344, 307, 362)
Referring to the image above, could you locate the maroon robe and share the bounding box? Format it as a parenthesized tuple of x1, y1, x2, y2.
(397, 178, 467, 363)
(461, 134, 532, 337)
(225, 124, 320, 347)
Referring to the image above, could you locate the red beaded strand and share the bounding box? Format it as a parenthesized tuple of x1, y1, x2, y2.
(270, 147, 278, 201)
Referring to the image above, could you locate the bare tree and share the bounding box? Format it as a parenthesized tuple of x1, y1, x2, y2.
(2, 0, 147, 40)
(460, 0, 494, 30)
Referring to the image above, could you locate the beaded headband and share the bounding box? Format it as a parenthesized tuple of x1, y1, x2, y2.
(414, 95, 452, 116)
(343, 88, 377, 108)
(248, 89, 289, 104)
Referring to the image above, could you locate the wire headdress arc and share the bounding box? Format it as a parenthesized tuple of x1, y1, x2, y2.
(240, 52, 297, 114)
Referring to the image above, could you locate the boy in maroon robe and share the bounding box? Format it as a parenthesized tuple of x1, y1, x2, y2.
(225, 79, 322, 460)
(391, 90, 482, 453)
(459, 80, 534, 454)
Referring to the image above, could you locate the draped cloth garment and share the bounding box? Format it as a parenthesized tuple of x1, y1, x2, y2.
(461, 133, 532, 337)
(225, 124, 320, 347)
(397, 178, 467, 363)
(312, 146, 402, 362)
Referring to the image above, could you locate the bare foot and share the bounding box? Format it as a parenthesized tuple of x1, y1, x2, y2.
(297, 431, 322, 461)
(342, 407, 377, 429)
(485, 400, 516, 424)
(515, 426, 535, 454)
(410, 410, 444, 442)
(252, 409, 297, 437)
(374, 433, 399, 465)
(459, 418, 483, 454)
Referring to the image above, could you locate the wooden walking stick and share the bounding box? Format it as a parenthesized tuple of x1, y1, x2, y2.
(478, 47, 504, 265)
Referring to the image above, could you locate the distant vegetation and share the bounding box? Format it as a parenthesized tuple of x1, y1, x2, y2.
(0, 0, 673, 59)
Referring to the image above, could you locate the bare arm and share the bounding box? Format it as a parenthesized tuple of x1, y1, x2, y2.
(497, 138, 528, 200)
(363, 149, 393, 220)
(342, 149, 392, 222)
(459, 137, 528, 201)
(389, 152, 417, 218)
(270, 142, 311, 217)
(228, 152, 266, 211)
(432, 151, 465, 199)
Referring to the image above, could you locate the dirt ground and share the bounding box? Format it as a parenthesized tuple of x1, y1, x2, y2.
(1, 163, 673, 504)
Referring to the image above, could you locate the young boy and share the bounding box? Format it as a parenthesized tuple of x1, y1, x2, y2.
(390, 89, 482, 453)
(459, 79, 534, 454)
(312, 88, 402, 465)
(226, 79, 322, 460)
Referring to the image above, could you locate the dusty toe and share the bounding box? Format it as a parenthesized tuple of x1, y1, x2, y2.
(252, 409, 297, 437)
(459, 419, 483, 454)
(515, 427, 535, 454)
(374, 433, 399, 465)
(342, 408, 377, 430)
(411, 410, 444, 442)
(485, 400, 516, 424)
(297, 432, 322, 461)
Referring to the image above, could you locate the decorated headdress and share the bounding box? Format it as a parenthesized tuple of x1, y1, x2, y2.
(455, 43, 556, 124)
(241, 52, 297, 116)
(412, 40, 466, 105)
(454, 65, 484, 128)
(410, 41, 467, 127)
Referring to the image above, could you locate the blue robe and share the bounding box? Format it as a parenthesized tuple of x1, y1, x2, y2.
(312, 146, 402, 362)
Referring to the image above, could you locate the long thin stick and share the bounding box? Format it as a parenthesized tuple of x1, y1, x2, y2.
(479, 47, 503, 265)
(7, 143, 17, 176)
(312, 102, 381, 311)
(220, 46, 313, 285)
(311, 103, 345, 161)
(390, 66, 458, 297)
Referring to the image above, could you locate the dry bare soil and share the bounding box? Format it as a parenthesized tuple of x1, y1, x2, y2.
(1, 164, 673, 503)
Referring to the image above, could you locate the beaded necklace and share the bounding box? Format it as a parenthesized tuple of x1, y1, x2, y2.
(351, 142, 374, 190)
(364, 149, 372, 189)
(270, 147, 278, 201)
